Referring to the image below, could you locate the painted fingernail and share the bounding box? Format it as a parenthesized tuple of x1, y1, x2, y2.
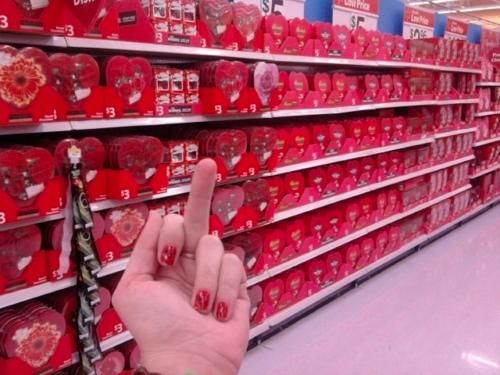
(216, 302, 229, 321)
(160, 245, 177, 266)
(194, 290, 210, 312)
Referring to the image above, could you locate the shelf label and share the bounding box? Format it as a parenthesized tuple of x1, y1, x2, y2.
(403, 6, 435, 39)
(488, 46, 500, 69)
(444, 18, 468, 40)
(332, 0, 379, 31)
(236, 0, 305, 18)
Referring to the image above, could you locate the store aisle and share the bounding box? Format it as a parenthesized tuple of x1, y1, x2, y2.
(241, 205, 500, 375)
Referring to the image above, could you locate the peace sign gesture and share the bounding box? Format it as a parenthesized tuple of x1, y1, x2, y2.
(113, 159, 250, 375)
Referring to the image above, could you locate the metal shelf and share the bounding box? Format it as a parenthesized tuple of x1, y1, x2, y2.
(476, 82, 500, 87)
(469, 163, 500, 179)
(475, 110, 500, 117)
(473, 136, 500, 147)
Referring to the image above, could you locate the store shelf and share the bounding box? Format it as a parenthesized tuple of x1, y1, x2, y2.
(249, 198, 499, 341)
(0, 121, 71, 135)
(475, 110, 500, 117)
(473, 136, 500, 147)
(0, 277, 76, 309)
(476, 82, 500, 87)
(0, 212, 64, 232)
(0, 32, 67, 47)
(100, 330, 134, 352)
(469, 163, 500, 179)
(247, 184, 471, 287)
(273, 155, 474, 223)
(434, 127, 476, 138)
(70, 112, 271, 131)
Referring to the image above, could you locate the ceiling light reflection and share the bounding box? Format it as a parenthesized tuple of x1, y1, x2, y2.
(461, 352, 500, 370)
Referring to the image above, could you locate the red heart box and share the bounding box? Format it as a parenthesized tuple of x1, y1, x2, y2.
(275, 128, 290, 160)
(265, 14, 289, 47)
(0, 147, 55, 207)
(54, 137, 106, 179)
(304, 213, 328, 240)
(231, 232, 263, 272)
(67, 0, 107, 32)
(259, 228, 285, 260)
(246, 126, 277, 167)
(345, 203, 361, 226)
(199, 0, 233, 39)
(361, 238, 375, 257)
(285, 218, 306, 248)
(311, 124, 329, 150)
(314, 73, 332, 100)
(104, 203, 149, 249)
(352, 27, 368, 50)
(0, 225, 41, 281)
(313, 22, 333, 50)
(0, 46, 51, 109)
(325, 251, 343, 277)
(284, 172, 305, 199)
(326, 164, 345, 188)
(327, 123, 346, 152)
(267, 176, 285, 206)
(290, 126, 311, 154)
(344, 243, 361, 266)
(50, 53, 100, 105)
(262, 278, 284, 308)
(253, 62, 279, 106)
(95, 350, 125, 375)
(285, 269, 305, 297)
(105, 56, 153, 106)
(307, 259, 327, 286)
(289, 18, 311, 48)
(242, 179, 270, 217)
(307, 167, 327, 193)
(204, 60, 250, 104)
(248, 284, 263, 320)
(376, 230, 389, 251)
(346, 160, 360, 182)
(288, 72, 309, 101)
(232, 2, 262, 43)
(212, 186, 245, 226)
(215, 129, 248, 171)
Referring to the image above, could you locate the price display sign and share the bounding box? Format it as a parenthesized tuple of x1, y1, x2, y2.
(488, 47, 500, 69)
(237, 0, 306, 18)
(332, 0, 379, 31)
(403, 6, 435, 39)
(444, 18, 468, 40)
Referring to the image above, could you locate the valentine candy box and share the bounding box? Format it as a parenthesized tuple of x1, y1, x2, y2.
(0, 301, 75, 374)
(199, 60, 263, 114)
(98, 203, 150, 264)
(143, 0, 201, 46)
(105, 136, 168, 200)
(154, 66, 201, 116)
(104, 56, 155, 118)
(0, 46, 68, 124)
(95, 350, 126, 375)
(0, 146, 65, 224)
(0, 225, 48, 294)
(49, 53, 104, 119)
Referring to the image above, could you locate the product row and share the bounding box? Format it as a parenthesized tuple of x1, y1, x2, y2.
(471, 143, 500, 173)
(475, 117, 500, 141)
(0, 44, 481, 125)
(471, 170, 500, 204)
(1, 0, 482, 67)
(478, 87, 500, 112)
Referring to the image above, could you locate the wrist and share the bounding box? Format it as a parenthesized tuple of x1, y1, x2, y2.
(141, 351, 238, 375)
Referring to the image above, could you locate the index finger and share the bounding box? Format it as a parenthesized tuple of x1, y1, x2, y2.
(183, 158, 217, 253)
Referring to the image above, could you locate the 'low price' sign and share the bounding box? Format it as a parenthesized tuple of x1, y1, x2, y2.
(332, 0, 379, 31)
(403, 6, 435, 39)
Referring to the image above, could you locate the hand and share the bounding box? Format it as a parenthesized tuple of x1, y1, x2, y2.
(113, 159, 250, 375)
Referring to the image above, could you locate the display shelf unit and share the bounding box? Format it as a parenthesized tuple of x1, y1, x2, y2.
(0, 121, 72, 135)
(248, 196, 500, 341)
(473, 136, 500, 147)
(476, 82, 500, 87)
(469, 163, 500, 179)
(0, 32, 67, 47)
(475, 110, 500, 117)
(0, 213, 64, 232)
(247, 184, 471, 287)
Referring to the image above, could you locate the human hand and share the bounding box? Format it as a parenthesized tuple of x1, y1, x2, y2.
(113, 159, 250, 375)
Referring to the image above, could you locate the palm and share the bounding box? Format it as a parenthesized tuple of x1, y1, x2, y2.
(113, 160, 250, 375)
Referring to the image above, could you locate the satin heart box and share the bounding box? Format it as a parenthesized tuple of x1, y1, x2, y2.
(262, 15, 314, 56)
(105, 136, 168, 200)
(0, 0, 65, 35)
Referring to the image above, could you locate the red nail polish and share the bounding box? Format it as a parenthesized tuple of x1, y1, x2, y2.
(216, 302, 229, 321)
(161, 245, 177, 266)
(194, 290, 210, 312)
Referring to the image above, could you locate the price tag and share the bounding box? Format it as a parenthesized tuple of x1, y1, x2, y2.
(444, 18, 468, 41)
(403, 6, 435, 39)
(333, 0, 379, 31)
(236, 0, 305, 18)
